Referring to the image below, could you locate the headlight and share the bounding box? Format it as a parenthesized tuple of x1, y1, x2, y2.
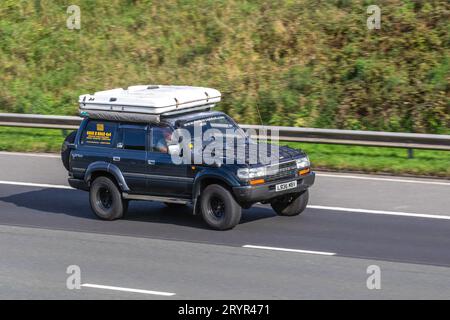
(295, 156, 310, 169)
(237, 167, 266, 179)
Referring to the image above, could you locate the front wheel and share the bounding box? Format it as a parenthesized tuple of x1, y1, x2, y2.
(89, 176, 126, 220)
(271, 190, 309, 216)
(200, 184, 242, 230)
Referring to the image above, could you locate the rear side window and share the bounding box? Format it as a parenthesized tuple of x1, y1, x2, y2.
(121, 128, 146, 151)
(80, 121, 117, 147)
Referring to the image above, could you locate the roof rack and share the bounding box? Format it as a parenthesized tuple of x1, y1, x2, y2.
(79, 85, 221, 123)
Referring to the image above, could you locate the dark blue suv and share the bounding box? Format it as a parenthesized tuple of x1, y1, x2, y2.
(61, 111, 315, 230)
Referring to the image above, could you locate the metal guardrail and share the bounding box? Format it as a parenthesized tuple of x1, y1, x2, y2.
(0, 113, 449, 152)
(0, 113, 81, 130)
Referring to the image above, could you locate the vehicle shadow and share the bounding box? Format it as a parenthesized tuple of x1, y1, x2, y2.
(0, 188, 277, 229)
(0, 188, 96, 219)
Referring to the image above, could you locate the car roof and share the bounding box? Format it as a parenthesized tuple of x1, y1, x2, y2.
(161, 110, 227, 127)
(84, 111, 228, 128)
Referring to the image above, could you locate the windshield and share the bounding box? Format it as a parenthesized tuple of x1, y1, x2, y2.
(180, 115, 247, 140)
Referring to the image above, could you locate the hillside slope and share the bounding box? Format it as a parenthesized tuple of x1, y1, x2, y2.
(0, 0, 448, 132)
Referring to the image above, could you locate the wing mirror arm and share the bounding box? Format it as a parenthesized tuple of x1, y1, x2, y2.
(167, 143, 181, 156)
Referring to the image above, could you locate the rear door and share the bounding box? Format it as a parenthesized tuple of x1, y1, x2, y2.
(111, 124, 149, 194)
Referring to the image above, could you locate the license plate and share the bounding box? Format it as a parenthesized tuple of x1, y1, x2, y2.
(275, 180, 297, 192)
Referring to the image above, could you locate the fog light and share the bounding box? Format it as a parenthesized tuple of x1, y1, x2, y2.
(299, 168, 310, 175)
(250, 179, 265, 185)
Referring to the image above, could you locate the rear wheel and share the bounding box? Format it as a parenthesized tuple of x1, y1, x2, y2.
(89, 176, 126, 220)
(271, 190, 309, 216)
(200, 184, 241, 230)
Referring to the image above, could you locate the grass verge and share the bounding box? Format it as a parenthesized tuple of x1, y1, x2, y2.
(284, 142, 450, 178)
(0, 127, 67, 153)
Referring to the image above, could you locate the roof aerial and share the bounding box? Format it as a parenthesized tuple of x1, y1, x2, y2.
(79, 85, 221, 123)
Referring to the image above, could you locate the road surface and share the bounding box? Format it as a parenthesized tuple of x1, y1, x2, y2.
(0, 151, 449, 299)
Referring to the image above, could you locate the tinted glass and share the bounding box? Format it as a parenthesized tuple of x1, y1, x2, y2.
(121, 128, 146, 151)
(181, 115, 246, 139)
(81, 121, 117, 147)
(151, 126, 173, 153)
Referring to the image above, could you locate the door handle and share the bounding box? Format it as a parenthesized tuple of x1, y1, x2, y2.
(113, 156, 121, 162)
(148, 160, 155, 165)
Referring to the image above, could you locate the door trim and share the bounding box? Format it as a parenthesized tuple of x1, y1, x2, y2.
(122, 193, 191, 204)
(123, 172, 194, 182)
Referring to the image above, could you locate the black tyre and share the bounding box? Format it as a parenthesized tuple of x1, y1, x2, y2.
(61, 131, 77, 171)
(200, 184, 242, 230)
(271, 190, 309, 216)
(89, 176, 126, 220)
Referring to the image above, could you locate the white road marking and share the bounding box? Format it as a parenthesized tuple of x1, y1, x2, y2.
(1, 180, 449, 220)
(0, 180, 72, 189)
(316, 173, 450, 186)
(81, 283, 176, 296)
(243, 245, 336, 256)
(308, 205, 450, 220)
(0, 151, 59, 158)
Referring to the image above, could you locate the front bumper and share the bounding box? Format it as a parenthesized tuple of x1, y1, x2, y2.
(232, 172, 315, 204)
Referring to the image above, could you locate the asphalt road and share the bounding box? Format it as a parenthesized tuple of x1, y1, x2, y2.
(0, 151, 449, 299)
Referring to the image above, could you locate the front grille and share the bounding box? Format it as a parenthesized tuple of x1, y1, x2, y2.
(265, 161, 297, 182)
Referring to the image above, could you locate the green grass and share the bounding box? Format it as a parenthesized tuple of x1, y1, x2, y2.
(284, 142, 450, 177)
(0, 126, 449, 177)
(0, 127, 67, 153)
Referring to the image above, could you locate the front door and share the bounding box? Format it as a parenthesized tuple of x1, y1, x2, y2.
(147, 125, 193, 197)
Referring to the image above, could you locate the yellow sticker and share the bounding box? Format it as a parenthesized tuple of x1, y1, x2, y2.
(97, 123, 104, 131)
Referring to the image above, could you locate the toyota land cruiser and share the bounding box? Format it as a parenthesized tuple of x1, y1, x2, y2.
(61, 87, 314, 230)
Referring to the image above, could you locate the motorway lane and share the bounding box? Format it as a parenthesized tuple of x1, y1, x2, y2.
(0, 151, 450, 298)
(0, 151, 449, 215)
(1, 225, 450, 299)
(0, 181, 450, 266)
(0, 151, 449, 266)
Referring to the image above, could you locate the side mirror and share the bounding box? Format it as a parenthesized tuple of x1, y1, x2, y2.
(168, 144, 181, 156)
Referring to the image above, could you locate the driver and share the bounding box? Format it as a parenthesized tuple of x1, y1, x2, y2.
(154, 128, 173, 153)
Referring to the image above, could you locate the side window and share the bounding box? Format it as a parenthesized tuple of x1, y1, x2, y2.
(80, 121, 117, 147)
(151, 126, 173, 153)
(120, 128, 146, 151)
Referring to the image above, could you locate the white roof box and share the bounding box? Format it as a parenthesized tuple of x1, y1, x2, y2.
(79, 85, 221, 123)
